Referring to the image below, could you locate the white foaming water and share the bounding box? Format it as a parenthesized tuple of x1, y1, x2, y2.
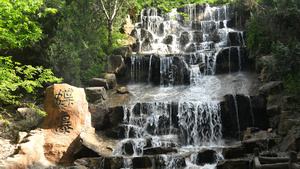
(127, 72, 253, 103)
(248, 95, 255, 126)
(233, 94, 241, 139)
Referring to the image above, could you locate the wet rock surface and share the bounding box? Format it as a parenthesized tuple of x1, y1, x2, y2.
(193, 149, 218, 165)
(217, 158, 249, 169)
(241, 128, 276, 154)
(222, 144, 245, 159)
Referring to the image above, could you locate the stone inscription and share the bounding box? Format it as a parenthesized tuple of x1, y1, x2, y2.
(55, 88, 74, 107)
(54, 87, 74, 134)
(56, 115, 73, 134)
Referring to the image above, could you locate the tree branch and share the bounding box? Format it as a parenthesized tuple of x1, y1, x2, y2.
(111, 0, 125, 22)
(99, 0, 110, 19)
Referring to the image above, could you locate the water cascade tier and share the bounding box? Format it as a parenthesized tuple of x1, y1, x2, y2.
(110, 3, 259, 168)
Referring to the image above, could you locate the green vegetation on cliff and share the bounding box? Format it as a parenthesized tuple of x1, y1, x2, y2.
(233, 0, 300, 101)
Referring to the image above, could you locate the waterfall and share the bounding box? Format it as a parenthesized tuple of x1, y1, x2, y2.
(178, 101, 222, 146)
(160, 57, 174, 86)
(233, 95, 241, 139)
(148, 55, 152, 83)
(238, 46, 242, 71)
(247, 95, 255, 126)
(190, 64, 202, 85)
(228, 47, 231, 73)
(111, 3, 252, 168)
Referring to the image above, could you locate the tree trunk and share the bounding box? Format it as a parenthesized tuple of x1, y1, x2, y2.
(108, 20, 114, 46)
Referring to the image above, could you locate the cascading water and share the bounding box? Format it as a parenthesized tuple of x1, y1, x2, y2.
(247, 95, 255, 126)
(233, 94, 241, 139)
(115, 3, 254, 168)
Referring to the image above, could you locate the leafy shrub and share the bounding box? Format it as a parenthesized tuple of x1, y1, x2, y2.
(0, 56, 62, 115)
(284, 73, 300, 101)
(271, 40, 300, 78)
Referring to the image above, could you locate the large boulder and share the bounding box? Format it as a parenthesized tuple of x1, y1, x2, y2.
(116, 86, 129, 94)
(73, 131, 114, 159)
(43, 83, 92, 164)
(107, 55, 125, 74)
(193, 31, 203, 43)
(154, 155, 186, 168)
(259, 81, 284, 96)
(104, 73, 117, 90)
(73, 133, 102, 159)
(222, 144, 244, 159)
(141, 29, 153, 40)
(2, 129, 53, 169)
(163, 35, 174, 44)
(73, 157, 103, 169)
(180, 32, 190, 47)
(132, 157, 152, 168)
(89, 103, 108, 130)
(217, 158, 249, 169)
(89, 78, 109, 89)
(3, 84, 94, 167)
(212, 29, 220, 43)
(122, 140, 134, 155)
(74, 157, 123, 169)
(278, 111, 300, 135)
(278, 127, 300, 152)
(221, 94, 268, 138)
(185, 44, 196, 52)
(241, 128, 276, 153)
(193, 149, 218, 165)
(192, 21, 202, 30)
(113, 47, 131, 58)
(141, 39, 152, 52)
(85, 87, 107, 103)
(250, 95, 269, 130)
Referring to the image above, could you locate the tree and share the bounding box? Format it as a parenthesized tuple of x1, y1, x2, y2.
(0, 0, 61, 113)
(0, 0, 57, 50)
(99, 0, 126, 45)
(45, 0, 111, 86)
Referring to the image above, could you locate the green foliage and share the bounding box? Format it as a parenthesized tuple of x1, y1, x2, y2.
(45, 0, 113, 86)
(0, 56, 62, 114)
(0, 0, 62, 115)
(284, 73, 300, 101)
(137, 0, 229, 11)
(240, 0, 300, 103)
(234, 0, 299, 60)
(245, 14, 272, 54)
(271, 40, 300, 78)
(0, 0, 57, 50)
(135, 0, 229, 24)
(3, 120, 9, 127)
